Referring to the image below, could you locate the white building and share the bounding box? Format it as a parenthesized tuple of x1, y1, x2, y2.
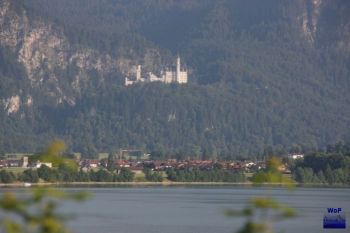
(125, 56, 188, 86)
(287, 154, 304, 160)
(22, 156, 28, 168)
(175, 56, 188, 84)
(160, 56, 188, 84)
(35, 161, 53, 168)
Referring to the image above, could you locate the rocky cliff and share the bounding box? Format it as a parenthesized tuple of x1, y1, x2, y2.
(0, 0, 133, 115)
(295, 0, 350, 53)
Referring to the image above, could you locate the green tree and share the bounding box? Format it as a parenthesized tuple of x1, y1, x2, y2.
(316, 170, 326, 184)
(37, 165, 59, 182)
(93, 169, 113, 182)
(143, 168, 163, 182)
(76, 170, 90, 182)
(0, 151, 5, 160)
(324, 164, 335, 184)
(57, 164, 78, 182)
(116, 168, 134, 182)
(106, 153, 116, 172)
(19, 169, 39, 183)
(0, 170, 16, 184)
(251, 157, 293, 185)
(294, 167, 315, 183)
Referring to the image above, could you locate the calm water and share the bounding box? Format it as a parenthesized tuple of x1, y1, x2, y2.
(2, 186, 350, 233)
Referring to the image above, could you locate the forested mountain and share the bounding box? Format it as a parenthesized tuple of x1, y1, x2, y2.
(0, 0, 349, 158)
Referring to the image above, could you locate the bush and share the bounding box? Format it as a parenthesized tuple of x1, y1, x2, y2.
(37, 165, 60, 182)
(0, 170, 16, 184)
(144, 168, 163, 182)
(116, 168, 134, 182)
(20, 169, 39, 183)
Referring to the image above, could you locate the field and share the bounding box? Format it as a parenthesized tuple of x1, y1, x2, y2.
(1, 167, 28, 174)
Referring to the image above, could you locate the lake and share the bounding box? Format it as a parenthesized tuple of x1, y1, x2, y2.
(57, 186, 349, 233)
(1, 186, 349, 233)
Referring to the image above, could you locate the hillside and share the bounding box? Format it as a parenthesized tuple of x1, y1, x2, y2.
(0, 0, 349, 158)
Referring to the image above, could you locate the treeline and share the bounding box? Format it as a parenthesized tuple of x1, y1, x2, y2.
(143, 168, 163, 182)
(2, 141, 350, 185)
(0, 166, 245, 183)
(0, 165, 135, 184)
(292, 142, 350, 185)
(166, 168, 246, 182)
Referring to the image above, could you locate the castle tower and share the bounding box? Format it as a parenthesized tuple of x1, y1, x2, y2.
(175, 56, 188, 84)
(136, 65, 142, 81)
(176, 56, 181, 82)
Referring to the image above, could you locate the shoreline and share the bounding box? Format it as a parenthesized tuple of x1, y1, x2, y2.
(1, 181, 349, 188)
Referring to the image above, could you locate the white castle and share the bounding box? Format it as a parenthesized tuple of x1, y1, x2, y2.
(125, 56, 188, 86)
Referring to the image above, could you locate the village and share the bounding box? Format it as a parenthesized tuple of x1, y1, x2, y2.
(0, 152, 304, 175)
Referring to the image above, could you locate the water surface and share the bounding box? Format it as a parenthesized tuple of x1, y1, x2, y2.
(57, 186, 349, 233)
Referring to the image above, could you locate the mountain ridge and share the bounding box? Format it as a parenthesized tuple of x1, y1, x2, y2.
(0, 0, 349, 158)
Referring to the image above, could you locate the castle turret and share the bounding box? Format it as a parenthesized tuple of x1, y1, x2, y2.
(136, 65, 142, 81)
(176, 56, 181, 82)
(176, 56, 187, 84)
